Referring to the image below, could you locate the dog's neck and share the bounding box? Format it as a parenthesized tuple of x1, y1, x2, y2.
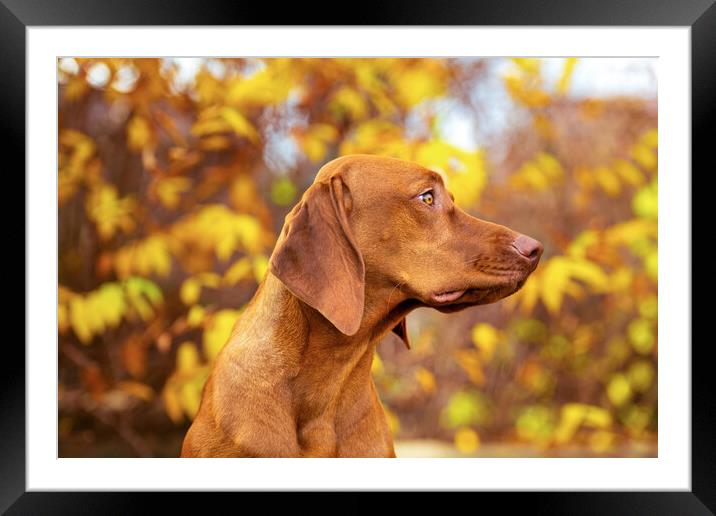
(255, 272, 411, 349)
(247, 273, 409, 451)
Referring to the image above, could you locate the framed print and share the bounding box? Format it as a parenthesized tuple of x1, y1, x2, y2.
(4, 0, 712, 512)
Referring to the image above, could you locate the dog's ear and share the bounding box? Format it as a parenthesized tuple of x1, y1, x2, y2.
(391, 318, 411, 350)
(269, 176, 365, 335)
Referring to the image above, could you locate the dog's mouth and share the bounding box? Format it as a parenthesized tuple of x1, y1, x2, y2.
(431, 289, 466, 304)
(428, 276, 529, 311)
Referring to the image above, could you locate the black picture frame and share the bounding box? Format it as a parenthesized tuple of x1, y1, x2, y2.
(4, 0, 710, 512)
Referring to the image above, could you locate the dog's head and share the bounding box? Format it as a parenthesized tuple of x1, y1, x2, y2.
(269, 154, 542, 342)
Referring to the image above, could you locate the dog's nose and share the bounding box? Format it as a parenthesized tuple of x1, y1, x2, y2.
(513, 234, 543, 262)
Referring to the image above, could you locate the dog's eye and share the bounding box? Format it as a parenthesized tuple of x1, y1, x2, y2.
(419, 191, 434, 206)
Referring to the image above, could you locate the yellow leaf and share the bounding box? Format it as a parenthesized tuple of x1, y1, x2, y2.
(114, 236, 172, 279)
(384, 406, 400, 435)
(329, 86, 369, 120)
(226, 66, 292, 107)
(127, 294, 153, 321)
(123, 277, 161, 321)
(512, 58, 542, 74)
(631, 143, 657, 170)
(553, 403, 586, 445)
(512, 162, 548, 191)
(536, 256, 609, 313)
(559, 279, 581, 306)
(535, 152, 563, 181)
(515, 275, 539, 315)
(230, 174, 260, 208)
(540, 258, 570, 314)
(580, 98, 605, 119)
(518, 360, 553, 394)
(609, 267, 634, 292)
(627, 360, 655, 393)
(414, 367, 437, 394)
(471, 323, 499, 362)
(633, 179, 658, 220)
(234, 215, 265, 255)
(623, 405, 653, 435)
(393, 65, 447, 107)
(441, 391, 489, 429)
(199, 135, 232, 151)
(194, 67, 223, 106)
(454, 427, 481, 454)
(83, 292, 107, 336)
(640, 128, 658, 149)
(455, 349, 486, 386)
(638, 295, 658, 319)
(511, 152, 563, 192)
(339, 119, 405, 157)
(69, 297, 92, 344)
(594, 166, 621, 196)
(298, 124, 339, 162)
(86, 185, 136, 240)
(515, 405, 554, 444)
(194, 118, 231, 137)
(220, 107, 259, 144)
(524, 89, 551, 108)
(503, 68, 551, 108)
(556, 58, 577, 95)
(216, 234, 238, 262)
(574, 165, 595, 190)
(179, 381, 203, 419)
(252, 255, 269, 283)
(127, 115, 152, 151)
(186, 305, 205, 328)
(371, 352, 384, 375)
(223, 257, 253, 285)
(566, 230, 599, 258)
(605, 219, 657, 246)
(573, 325, 595, 355)
(95, 283, 126, 329)
(64, 76, 89, 101)
(163, 382, 184, 423)
(589, 430, 615, 453)
(171, 205, 269, 262)
(177, 341, 200, 374)
(203, 310, 241, 361)
(532, 114, 556, 139)
(180, 278, 201, 306)
(544, 335, 570, 359)
(513, 318, 547, 342)
(607, 337, 631, 366)
(117, 380, 154, 402)
(270, 177, 297, 206)
(627, 318, 655, 355)
(568, 258, 609, 291)
(58, 303, 69, 334)
(607, 374, 632, 407)
(196, 272, 221, 288)
(155, 176, 191, 210)
(582, 405, 612, 428)
(613, 159, 645, 187)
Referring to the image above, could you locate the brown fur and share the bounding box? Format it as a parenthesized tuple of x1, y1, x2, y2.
(181, 154, 542, 457)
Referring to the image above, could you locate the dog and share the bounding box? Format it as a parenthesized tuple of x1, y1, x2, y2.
(181, 154, 542, 457)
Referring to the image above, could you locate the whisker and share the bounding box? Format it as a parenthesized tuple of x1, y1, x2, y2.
(386, 280, 406, 318)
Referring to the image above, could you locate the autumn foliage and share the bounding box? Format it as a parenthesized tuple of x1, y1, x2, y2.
(58, 58, 657, 457)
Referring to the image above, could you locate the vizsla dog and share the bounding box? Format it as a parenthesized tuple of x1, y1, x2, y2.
(181, 154, 542, 457)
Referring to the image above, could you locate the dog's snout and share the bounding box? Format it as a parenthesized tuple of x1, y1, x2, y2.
(513, 234, 543, 262)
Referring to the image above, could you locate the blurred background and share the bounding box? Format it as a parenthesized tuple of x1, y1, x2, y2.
(58, 57, 657, 458)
